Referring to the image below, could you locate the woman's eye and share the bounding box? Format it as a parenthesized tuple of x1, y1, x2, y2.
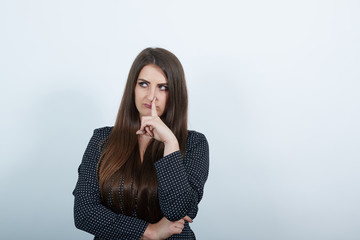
(139, 82, 148, 88)
(159, 85, 168, 91)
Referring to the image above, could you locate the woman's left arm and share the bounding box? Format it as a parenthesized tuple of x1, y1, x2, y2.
(154, 132, 209, 222)
(136, 98, 209, 221)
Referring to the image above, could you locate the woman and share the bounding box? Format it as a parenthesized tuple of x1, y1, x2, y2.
(73, 47, 209, 240)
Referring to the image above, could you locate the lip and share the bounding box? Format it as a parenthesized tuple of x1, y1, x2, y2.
(144, 103, 152, 109)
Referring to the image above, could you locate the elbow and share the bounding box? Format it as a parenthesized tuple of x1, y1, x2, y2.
(73, 197, 91, 231)
(74, 207, 87, 230)
(185, 206, 198, 220)
(74, 217, 83, 230)
(162, 208, 188, 222)
(162, 203, 199, 222)
(160, 193, 198, 221)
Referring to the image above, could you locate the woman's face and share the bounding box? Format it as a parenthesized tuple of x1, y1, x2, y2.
(135, 64, 169, 118)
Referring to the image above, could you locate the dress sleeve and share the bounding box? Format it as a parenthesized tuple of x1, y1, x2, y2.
(73, 128, 148, 240)
(154, 131, 209, 221)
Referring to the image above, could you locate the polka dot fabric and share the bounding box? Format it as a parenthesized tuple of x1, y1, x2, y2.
(73, 127, 209, 239)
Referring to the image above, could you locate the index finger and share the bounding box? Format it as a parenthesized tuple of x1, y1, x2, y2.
(151, 97, 158, 117)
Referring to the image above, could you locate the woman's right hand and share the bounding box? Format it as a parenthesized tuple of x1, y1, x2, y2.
(142, 216, 192, 240)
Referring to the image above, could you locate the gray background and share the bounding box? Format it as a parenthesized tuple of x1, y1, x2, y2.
(1, 0, 359, 239)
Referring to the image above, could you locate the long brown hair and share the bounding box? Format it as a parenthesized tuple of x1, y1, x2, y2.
(97, 48, 188, 223)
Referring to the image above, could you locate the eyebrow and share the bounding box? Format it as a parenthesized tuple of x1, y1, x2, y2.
(138, 79, 168, 85)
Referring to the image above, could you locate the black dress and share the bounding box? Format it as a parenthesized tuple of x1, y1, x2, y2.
(73, 126, 209, 239)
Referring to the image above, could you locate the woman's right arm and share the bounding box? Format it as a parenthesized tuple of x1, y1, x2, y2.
(73, 128, 185, 240)
(73, 128, 148, 239)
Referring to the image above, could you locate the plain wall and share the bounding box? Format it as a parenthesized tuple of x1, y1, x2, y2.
(1, 0, 359, 239)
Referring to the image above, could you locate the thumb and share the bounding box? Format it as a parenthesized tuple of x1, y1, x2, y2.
(182, 216, 192, 223)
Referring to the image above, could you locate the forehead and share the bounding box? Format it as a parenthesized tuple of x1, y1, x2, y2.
(138, 64, 167, 84)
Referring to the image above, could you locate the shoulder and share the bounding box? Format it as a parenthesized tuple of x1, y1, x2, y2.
(93, 126, 114, 138)
(183, 130, 210, 176)
(81, 127, 114, 166)
(87, 126, 114, 150)
(186, 130, 209, 150)
(187, 130, 207, 142)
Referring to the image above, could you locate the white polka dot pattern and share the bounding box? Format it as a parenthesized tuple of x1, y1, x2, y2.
(73, 127, 209, 240)
(154, 131, 210, 239)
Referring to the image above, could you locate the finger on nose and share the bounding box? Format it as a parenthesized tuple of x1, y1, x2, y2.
(151, 97, 157, 116)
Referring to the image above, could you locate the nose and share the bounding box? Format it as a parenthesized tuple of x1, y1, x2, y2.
(147, 86, 156, 101)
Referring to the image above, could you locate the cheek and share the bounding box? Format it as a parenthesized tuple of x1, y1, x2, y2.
(135, 87, 144, 100)
(134, 88, 143, 108)
(161, 93, 169, 109)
